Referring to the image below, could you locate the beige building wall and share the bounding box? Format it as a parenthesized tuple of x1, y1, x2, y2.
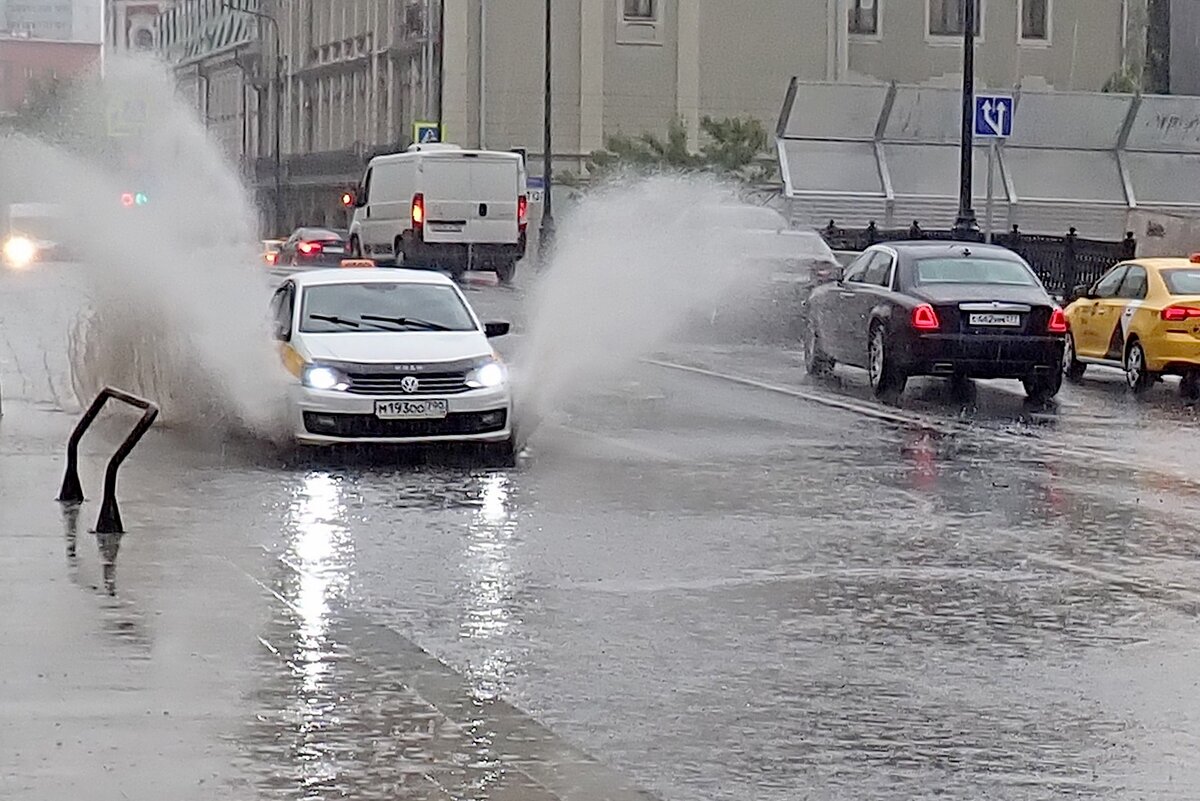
(449, 0, 1128, 164)
(848, 0, 1127, 91)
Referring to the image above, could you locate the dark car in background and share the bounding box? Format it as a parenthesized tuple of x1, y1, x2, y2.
(804, 241, 1068, 402)
(277, 227, 349, 268)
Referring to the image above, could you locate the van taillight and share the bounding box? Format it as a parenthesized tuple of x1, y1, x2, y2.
(411, 193, 425, 237)
(518, 195, 528, 231)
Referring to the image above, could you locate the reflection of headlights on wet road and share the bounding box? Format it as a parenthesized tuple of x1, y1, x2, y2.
(466, 359, 506, 389)
(302, 364, 349, 391)
(2, 236, 37, 269)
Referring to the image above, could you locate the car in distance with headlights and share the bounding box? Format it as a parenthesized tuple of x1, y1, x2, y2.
(804, 242, 1068, 402)
(270, 268, 515, 460)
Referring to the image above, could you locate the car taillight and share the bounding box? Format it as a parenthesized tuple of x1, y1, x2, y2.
(1162, 305, 1200, 321)
(1048, 307, 1069, 333)
(518, 194, 528, 231)
(266, 251, 278, 265)
(297, 241, 322, 255)
(912, 303, 940, 331)
(411, 192, 425, 237)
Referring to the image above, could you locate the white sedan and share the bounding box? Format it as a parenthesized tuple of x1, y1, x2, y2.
(271, 268, 515, 460)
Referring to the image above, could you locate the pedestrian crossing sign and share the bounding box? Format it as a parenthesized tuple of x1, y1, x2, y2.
(414, 121, 443, 144)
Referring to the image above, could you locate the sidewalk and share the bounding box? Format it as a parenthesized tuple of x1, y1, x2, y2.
(0, 399, 656, 801)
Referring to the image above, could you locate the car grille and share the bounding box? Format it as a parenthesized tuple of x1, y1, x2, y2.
(303, 410, 507, 438)
(344, 371, 471, 395)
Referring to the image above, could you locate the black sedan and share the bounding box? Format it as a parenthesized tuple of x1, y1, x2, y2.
(804, 242, 1068, 401)
(277, 227, 349, 267)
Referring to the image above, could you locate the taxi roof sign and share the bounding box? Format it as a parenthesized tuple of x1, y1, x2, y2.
(339, 259, 376, 268)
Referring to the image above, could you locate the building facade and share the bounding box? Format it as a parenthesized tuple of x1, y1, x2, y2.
(0, 35, 99, 112)
(156, 0, 1144, 233)
(2, 0, 75, 40)
(107, 0, 170, 52)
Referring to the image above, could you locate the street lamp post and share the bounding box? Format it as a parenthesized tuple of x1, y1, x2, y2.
(538, 0, 555, 257)
(223, 2, 283, 236)
(953, 0, 979, 238)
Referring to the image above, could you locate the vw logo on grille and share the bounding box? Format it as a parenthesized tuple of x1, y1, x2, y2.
(399, 376, 420, 393)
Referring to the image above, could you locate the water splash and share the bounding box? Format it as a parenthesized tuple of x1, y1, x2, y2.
(1, 56, 289, 441)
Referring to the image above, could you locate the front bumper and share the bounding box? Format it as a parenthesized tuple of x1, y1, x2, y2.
(899, 333, 1065, 379)
(289, 384, 512, 445)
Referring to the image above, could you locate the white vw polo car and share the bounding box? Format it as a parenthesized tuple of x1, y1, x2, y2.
(270, 268, 514, 459)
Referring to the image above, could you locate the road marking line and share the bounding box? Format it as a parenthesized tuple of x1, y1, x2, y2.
(643, 357, 943, 430)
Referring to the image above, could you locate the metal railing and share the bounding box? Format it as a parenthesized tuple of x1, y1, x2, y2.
(818, 220, 1137, 300)
(57, 387, 160, 535)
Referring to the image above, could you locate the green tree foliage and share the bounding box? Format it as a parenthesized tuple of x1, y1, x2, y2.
(572, 115, 775, 184)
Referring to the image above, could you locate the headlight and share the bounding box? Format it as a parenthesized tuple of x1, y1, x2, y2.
(302, 365, 349, 391)
(465, 359, 507, 389)
(3, 236, 37, 268)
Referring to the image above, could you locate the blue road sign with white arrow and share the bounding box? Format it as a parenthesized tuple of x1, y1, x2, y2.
(974, 94, 1014, 138)
(413, 121, 442, 144)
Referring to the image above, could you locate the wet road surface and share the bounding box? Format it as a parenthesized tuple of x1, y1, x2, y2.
(3, 263, 1200, 800)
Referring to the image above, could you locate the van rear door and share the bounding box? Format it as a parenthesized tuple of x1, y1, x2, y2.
(420, 153, 521, 245)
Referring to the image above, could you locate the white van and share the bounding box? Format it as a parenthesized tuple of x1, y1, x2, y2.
(348, 144, 528, 283)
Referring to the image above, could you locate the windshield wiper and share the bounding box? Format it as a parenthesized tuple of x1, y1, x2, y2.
(308, 314, 361, 329)
(359, 314, 451, 332)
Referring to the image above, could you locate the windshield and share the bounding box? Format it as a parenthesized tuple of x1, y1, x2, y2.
(299, 282, 477, 333)
(1162, 268, 1200, 295)
(914, 257, 1039, 286)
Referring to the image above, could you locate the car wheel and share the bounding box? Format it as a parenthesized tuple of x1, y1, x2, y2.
(1181, 371, 1200, 401)
(1062, 333, 1086, 382)
(867, 324, 907, 401)
(496, 260, 516, 285)
(1023, 369, 1063, 403)
(1124, 339, 1155, 395)
(804, 319, 835, 377)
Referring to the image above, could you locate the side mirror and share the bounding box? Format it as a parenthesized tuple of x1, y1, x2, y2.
(1071, 283, 1094, 302)
(484, 321, 510, 338)
(354, 190, 367, 209)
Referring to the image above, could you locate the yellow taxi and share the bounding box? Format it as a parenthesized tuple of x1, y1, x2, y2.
(1063, 255, 1200, 397)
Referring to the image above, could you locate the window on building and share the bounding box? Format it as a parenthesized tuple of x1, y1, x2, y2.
(623, 0, 657, 21)
(849, 0, 878, 35)
(929, 0, 981, 36)
(1021, 0, 1048, 40)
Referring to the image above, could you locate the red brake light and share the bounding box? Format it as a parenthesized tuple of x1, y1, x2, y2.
(297, 241, 322, 255)
(1189, 253, 1200, 264)
(1162, 305, 1200, 321)
(1048, 307, 1069, 333)
(266, 251, 278, 265)
(518, 194, 528, 230)
(912, 304, 940, 331)
(411, 193, 425, 227)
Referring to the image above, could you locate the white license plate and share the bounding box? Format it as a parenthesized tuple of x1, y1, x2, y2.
(325, 246, 345, 254)
(429, 223, 464, 232)
(374, 399, 448, 419)
(969, 313, 1021, 327)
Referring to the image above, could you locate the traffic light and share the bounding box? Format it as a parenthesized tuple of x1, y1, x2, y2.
(340, 190, 355, 208)
(120, 192, 149, 208)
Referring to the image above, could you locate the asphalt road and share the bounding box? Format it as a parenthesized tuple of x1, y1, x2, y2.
(3, 261, 1200, 800)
